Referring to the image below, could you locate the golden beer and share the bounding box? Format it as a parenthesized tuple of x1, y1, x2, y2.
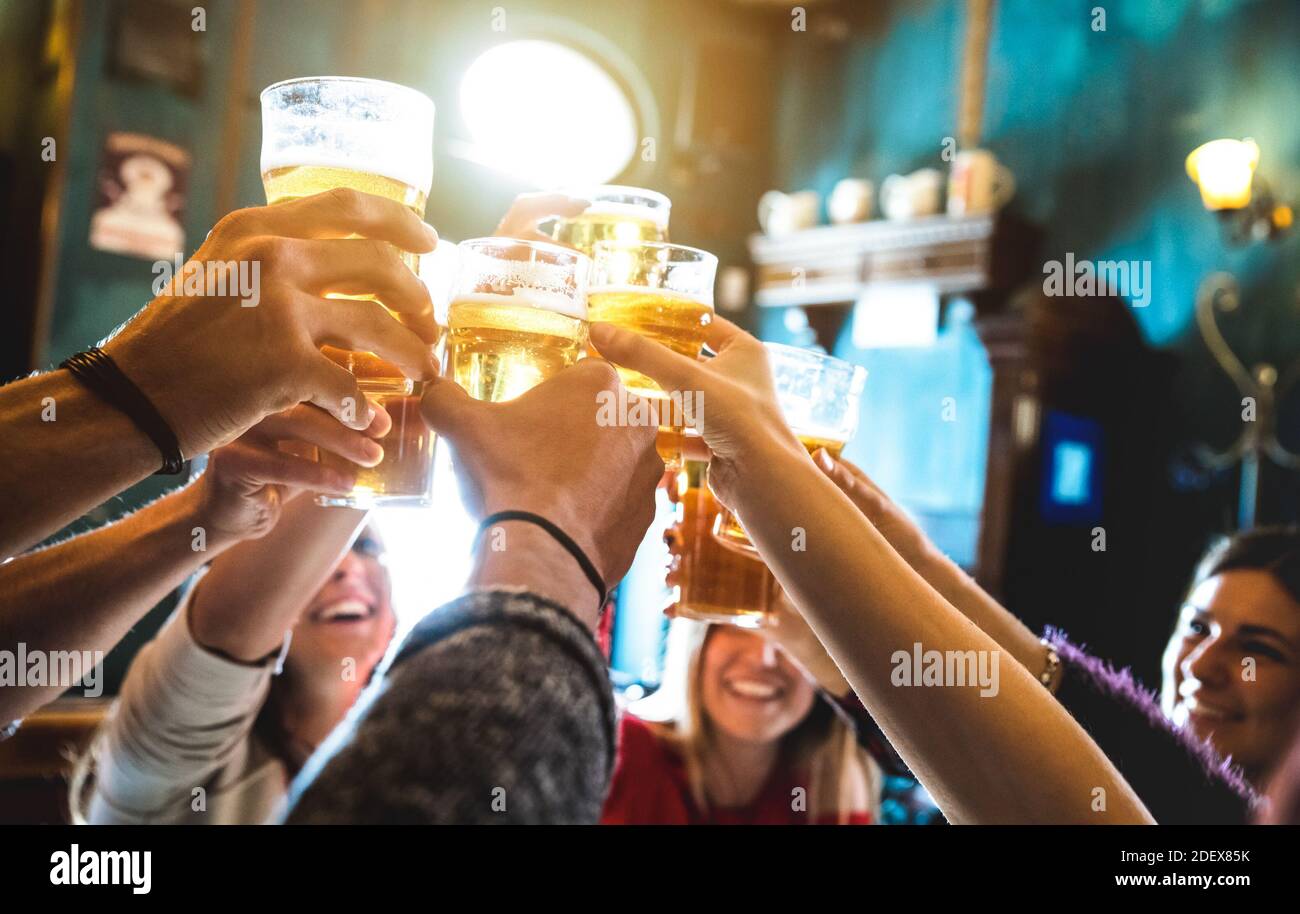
(262, 164, 429, 395)
(315, 394, 435, 506)
(713, 433, 848, 552)
(446, 238, 590, 403)
(671, 460, 776, 627)
(262, 165, 437, 506)
(261, 76, 437, 507)
(548, 186, 670, 257)
(586, 287, 712, 397)
(551, 209, 666, 256)
(446, 293, 588, 402)
(589, 240, 717, 468)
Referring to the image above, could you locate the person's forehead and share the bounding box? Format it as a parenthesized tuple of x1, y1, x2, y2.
(1188, 571, 1300, 639)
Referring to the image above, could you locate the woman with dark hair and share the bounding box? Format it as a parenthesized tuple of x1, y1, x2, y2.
(1161, 526, 1300, 787)
(808, 451, 1272, 822)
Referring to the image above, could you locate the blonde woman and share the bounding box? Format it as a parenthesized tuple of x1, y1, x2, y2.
(602, 601, 882, 825)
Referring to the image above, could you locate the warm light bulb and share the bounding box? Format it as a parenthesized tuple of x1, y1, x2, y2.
(1185, 138, 1259, 210)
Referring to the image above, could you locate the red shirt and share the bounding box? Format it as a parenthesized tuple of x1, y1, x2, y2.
(601, 715, 872, 825)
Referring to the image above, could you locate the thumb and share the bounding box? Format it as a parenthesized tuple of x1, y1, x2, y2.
(589, 322, 706, 394)
(419, 376, 477, 436)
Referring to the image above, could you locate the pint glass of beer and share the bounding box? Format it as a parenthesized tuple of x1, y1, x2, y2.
(547, 185, 670, 256)
(588, 241, 716, 464)
(714, 343, 867, 553)
(669, 459, 777, 627)
(260, 76, 437, 508)
(445, 238, 589, 402)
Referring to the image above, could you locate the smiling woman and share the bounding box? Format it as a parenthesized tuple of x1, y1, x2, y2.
(71, 498, 401, 824)
(458, 39, 640, 187)
(602, 618, 882, 825)
(1160, 526, 1300, 786)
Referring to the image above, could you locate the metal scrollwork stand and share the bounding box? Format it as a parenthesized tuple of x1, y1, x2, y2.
(1193, 272, 1300, 528)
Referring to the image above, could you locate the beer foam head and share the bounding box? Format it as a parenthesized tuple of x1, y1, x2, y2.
(260, 77, 434, 193)
(453, 237, 589, 318)
(451, 290, 587, 320)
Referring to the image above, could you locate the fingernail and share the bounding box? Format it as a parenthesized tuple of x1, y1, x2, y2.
(815, 448, 834, 472)
(422, 221, 439, 245)
(589, 322, 614, 346)
(330, 473, 356, 493)
(361, 440, 384, 464)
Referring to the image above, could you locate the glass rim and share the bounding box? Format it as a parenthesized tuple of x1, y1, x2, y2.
(590, 238, 718, 267)
(458, 235, 592, 268)
(563, 184, 671, 210)
(764, 341, 867, 387)
(259, 75, 435, 115)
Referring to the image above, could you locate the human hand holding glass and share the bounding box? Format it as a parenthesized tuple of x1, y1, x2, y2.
(260, 75, 438, 507)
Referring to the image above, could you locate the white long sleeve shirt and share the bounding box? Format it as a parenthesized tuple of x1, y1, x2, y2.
(81, 589, 289, 825)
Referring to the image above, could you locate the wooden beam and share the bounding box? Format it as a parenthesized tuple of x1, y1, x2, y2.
(214, 0, 257, 219)
(30, 0, 84, 370)
(957, 0, 995, 150)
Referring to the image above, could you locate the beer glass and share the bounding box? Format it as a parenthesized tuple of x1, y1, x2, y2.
(260, 76, 437, 507)
(714, 343, 867, 553)
(670, 459, 777, 628)
(546, 185, 670, 256)
(445, 238, 589, 402)
(588, 240, 716, 464)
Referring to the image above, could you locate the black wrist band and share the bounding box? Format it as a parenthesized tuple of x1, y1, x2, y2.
(475, 510, 608, 611)
(60, 347, 186, 475)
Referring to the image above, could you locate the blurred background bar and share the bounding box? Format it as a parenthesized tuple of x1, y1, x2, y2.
(2, 0, 1298, 819)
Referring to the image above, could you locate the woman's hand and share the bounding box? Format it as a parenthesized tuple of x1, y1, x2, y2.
(588, 318, 799, 508)
(191, 402, 390, 544)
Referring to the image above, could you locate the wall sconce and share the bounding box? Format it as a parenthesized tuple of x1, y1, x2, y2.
(1191, 273, 1300, 528)
(1186, 138, 1292, 243)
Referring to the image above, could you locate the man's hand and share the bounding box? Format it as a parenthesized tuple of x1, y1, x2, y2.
(191, 402, 389, 544)
(420, 360, 662, 593)
(102, 188, 440, 457)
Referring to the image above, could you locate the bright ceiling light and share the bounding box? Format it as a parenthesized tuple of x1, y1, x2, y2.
(459, 40, 639, 188)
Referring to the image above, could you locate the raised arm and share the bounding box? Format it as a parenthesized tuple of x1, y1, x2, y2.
(591, 319, 1154, 825)
(0, 188, 437, 561)
(0, 404, 386, 725)
(812, 454, 1049, 679)
(286, 361, 664, 823)
(814, 452, 1256, 822)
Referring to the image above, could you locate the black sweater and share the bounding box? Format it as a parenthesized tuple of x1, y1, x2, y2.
(285, 589, 616, 824)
